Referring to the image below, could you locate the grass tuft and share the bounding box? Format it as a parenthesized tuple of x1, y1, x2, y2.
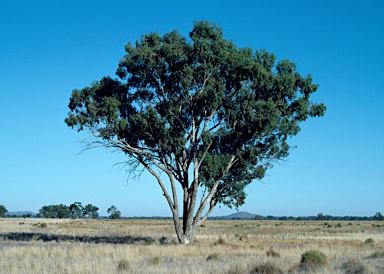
(116, 259, 129, 272)
(251, 261, 283, 274)
(266, 248, 280, 258)
(206, 253, 220, 261)
(215, 237, 226, 245)
(341, 258, 367, 274)
(148, 256, 160, 265)
(367, 250, 384, 259)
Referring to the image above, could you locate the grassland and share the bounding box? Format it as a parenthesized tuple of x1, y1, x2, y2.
(1, 218, 383, 273)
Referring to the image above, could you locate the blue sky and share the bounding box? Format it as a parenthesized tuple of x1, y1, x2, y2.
(1, 1, 383, 217)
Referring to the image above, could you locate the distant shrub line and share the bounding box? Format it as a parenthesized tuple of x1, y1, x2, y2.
(0, 232, 155, 245)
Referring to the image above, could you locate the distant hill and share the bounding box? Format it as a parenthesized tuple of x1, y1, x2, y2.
(210, 211, 258, 220)
(6, 211, 36, 217)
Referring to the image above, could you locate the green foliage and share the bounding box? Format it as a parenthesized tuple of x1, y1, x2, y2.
(65, 20, 326, 242)
(0, 205, 8, 218)
(317, 213, 324, 220)
(83, 204, 99, 219)
(364, 238, 374, 245)
(107, 205, 121, 219)
(300, 250, 327, 269)
(69, 202, 84, 219)
(38, 204, 71, 218)
(38, 202, 99, 219)
(374, 212, 384, 221)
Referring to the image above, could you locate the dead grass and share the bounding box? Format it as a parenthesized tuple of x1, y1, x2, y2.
(0, 218, 383, 273)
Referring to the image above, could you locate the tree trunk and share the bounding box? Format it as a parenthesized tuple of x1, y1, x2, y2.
(172, 210, 196, 244)
(178, 222, 196, 244)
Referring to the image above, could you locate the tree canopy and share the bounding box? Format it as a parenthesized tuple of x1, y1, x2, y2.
(107, 205, 121, 219)
(65, 21, 326, 243)
(0, 205, 7, 218)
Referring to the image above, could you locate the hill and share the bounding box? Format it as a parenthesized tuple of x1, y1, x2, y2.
(210, 211, 258, 220)
(6, 211, 36, 217)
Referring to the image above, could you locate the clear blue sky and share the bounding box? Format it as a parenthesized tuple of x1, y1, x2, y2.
(1, 1, 383, 217)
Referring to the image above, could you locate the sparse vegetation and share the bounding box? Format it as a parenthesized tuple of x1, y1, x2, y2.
(266, 248, 281, 258)
(116, 259, 130, 271)
(251, 261, 283, 274)
(206, 253, 220, 261)
(341, 258, 367, 274)
(0, 219, 383, 273)
(368, 250, 384, 259)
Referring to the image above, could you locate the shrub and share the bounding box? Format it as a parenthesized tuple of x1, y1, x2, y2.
(364, 238, 374, 245)
(300, 250, 327, 270)
(206, 253, 220, 261)
(215, 237, 226, 245)
(266, 249, 281, 258)
(251, 261, 283, 274)
(159, 236, 176, 245)
(368, 250, 384, 259)
(116, 259, 129, 272)
(341, 258, 367, 274)
(40, 223, 47, 228)
(148, 256, 160, 265)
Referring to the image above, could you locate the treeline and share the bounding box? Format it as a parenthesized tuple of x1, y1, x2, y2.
(37, 202, 122, 219)
(0, 203, 121, 219)
(213, 212, 384, 221)
(38, 202, 99, 219)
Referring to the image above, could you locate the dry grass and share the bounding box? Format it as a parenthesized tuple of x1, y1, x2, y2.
(0, 218, 384, 273)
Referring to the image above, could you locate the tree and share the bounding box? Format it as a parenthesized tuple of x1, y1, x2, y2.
(0, 205, 8, 218)
(65, 21, 326, 244)
(374, 212, 383, 221)
(83, 204, 99, 219)
(38, 204, 71, 218)
(107, 205, 121, 219)
(69, 202, 84, 219)
(317, 213, 324, 221)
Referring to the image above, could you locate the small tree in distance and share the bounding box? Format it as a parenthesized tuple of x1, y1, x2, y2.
(69, 202, 84, 219)
(107, 205, 121, 219)
(0, 205, 8, 218)
(374, 212, 383, 221)
(65, 21, 326, 244)
(83, 204, 99, 219)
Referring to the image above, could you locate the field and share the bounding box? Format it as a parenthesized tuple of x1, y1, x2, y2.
(1, 218, 384, 273)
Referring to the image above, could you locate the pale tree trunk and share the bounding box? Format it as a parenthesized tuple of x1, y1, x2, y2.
(174, 215, 196, 244)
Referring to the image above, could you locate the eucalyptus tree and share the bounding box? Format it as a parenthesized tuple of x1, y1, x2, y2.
(69, 202, 84, 219)
(107, 205, 121, 219)
(0, 205, 7, 218)
(65, 21, 326, 244)
(82, 204, 99, 219)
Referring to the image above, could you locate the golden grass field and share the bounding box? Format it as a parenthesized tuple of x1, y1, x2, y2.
(0, 218, 383, 273)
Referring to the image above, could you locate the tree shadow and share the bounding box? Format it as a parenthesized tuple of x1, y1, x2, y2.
(0, 232, 155, 245)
